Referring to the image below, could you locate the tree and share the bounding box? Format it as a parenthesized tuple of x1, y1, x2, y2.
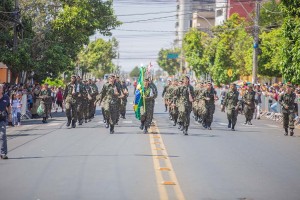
(280, 0, 300, 83)
(0, 0, 121, 83)
(130, 66, 140, 78)
(183, 28, 208, 77)
(209, 14, 252, 85)
(157, 48, 180, 76)
(77, 38, 118, 78)
(258, 28, 283, 77)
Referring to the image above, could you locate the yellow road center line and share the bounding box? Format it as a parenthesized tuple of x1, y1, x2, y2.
(149, 127, 169, 200)
(149, 123, 186, 200)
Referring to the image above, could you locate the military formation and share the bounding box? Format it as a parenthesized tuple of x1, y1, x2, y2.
(162, 76, 220, 135)
(63, 75, 99, 128)
(62, 74, 297, 137)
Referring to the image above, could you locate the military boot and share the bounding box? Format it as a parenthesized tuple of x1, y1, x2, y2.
(72, 120, 76, 128)
(178, 122, 182, 129)
(173, 120, 177, 126)
(110, 125, 114, 134)
(139, 123, 144, 130)
(284, 128, 288, 136)
(290, 129, 294, 136)
(66, 117, 71, 127)
(183, 126, 188, 135)
(231, 124, 235, 131)
(105, 123, 109, 128)
(248, 121, 252, 125)
(228, 120, 232, 128)
(143, 126, 148, 134)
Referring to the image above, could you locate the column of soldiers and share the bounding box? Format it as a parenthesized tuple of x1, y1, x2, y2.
(163, 78, 221, 135)
(63, 75, 99, 128)
(96, 74, 129, 134)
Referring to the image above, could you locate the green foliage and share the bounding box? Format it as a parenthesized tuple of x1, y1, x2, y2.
(183, 28, 208, 76)
(258, 28, 283, 77)
(77, 38, 118, 78)
(260, 0, 284, 28)
(280, 1, 300, 83)
(280, 0, 300, 17)
(130, 66, 140, 78)
(0, 0, 120, 83)
(157, 48, 180, 76)
(210, 14, 252, 85)
(43, 77, 64, 87)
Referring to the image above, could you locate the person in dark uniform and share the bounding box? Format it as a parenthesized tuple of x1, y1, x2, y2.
(0, 84, 11, 159)
(64, 75, 78, 128)
(242, 84, 256, 125)
(279, 83, 296, 136)
(222, 83, 239, 131)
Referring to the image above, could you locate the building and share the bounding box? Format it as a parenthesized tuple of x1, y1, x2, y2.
(0, 62, 11, 83)
(215, 0, 256, 26)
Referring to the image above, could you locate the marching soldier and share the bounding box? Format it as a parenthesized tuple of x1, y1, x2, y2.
(169, 79, 179, 126)
(98, 74, 120, 134)
(176, 76, 194, 135)
(193, 82, 201, 122)
(76, 76, 86, 125)
(88, 79, 99, 120)
(40, 83, 52, 123)
(162, 79, 171, 112)
(279, 83, 296, 136)
(242, 84, 256, 125)
(64, 75, 78, 128)
(139, 78, 155, 134)
(120, 80, 129, 119)
(149, 78, 158, 125)
(222, 83, 239, 131)
(82, 80, 90, 123)
(201, 82, 218, 130)
(115, 76, 122, 122)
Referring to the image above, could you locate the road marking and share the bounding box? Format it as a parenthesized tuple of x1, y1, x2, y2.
(149, 122, 186, 200)
(122, 120, 133, 124)
(46, 123, 61, 126)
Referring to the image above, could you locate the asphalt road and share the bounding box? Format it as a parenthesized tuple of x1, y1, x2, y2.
(1, 83, 300, 200)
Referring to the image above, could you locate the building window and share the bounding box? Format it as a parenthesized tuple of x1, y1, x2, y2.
(216, 9, 223, 17)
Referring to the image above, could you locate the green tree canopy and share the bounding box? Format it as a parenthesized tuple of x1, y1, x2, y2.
(157, 48, 180, 76)
(130, 66, 140, 78)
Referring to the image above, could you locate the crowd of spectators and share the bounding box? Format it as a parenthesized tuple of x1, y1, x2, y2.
(2, 82, 65, 127)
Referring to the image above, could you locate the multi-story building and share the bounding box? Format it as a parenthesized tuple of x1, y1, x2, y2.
(215, 0, 256, 26)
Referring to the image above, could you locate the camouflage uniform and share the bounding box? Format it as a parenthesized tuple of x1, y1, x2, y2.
(120, 83, 129, 118)
(149, 81, 158, 123)
(279, 90, 296, 136)
(82, 82, 90, 123)
(99, 82, 119, 133)
(140, 86, 154, 132)
(64, 83, 78, 128)
(201, 88, 217, 129)
(166, 84, 175, 121)
(88, 82, 98, 119)
(162, 83, 170, 112)
(242, 90, 256, 124)
(40, 88, 52, 123)
(193, 85, 201, 121)
(169, 85, 179, 126)
(223, 89, 239, 130)
(176, 84, 194, 132)
(115, 80, 122, 121)
(76, 81, 87, 125)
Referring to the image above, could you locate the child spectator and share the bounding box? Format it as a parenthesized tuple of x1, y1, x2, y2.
(11, 94, 22, 126)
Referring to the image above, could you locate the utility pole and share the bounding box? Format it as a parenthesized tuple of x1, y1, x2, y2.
(252, 0, 260, 84)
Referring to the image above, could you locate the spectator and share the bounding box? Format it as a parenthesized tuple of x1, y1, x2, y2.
(11, 93, 22, 126)
(55, 87, 64, 112)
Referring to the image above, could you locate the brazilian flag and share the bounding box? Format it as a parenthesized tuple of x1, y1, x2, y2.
(134, 67, 146, 120)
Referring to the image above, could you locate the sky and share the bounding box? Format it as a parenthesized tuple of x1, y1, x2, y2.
(92, 0, 177, 72)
